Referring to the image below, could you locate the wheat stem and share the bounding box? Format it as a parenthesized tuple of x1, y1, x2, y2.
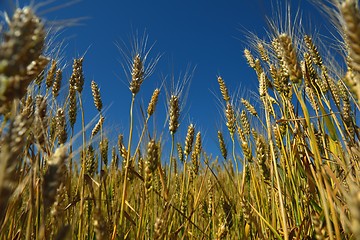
(120, 94, 135, 230)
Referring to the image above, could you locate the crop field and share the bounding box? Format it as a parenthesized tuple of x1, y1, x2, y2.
(0, 1, 359, 239)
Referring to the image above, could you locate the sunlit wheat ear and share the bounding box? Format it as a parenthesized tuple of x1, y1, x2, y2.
(145, 139, 160, 196)
(225, 102, 236, 138)
(338, 80, 352, 121)
(240, 110, 250, 136)
(21, 94, 33, 117)
(217, 131, 227, 160)
(117, 31, 160, 95)
(91, 116, 104, 138)
(43, 145, 67, 210)
(91, 80, 103, 112)
(69, 57, 85, 93)
(68, 84, 77, 128)
(340, 0, 360, 101)
(304, 35, 323, 66)
(56, 108, 67, 145)
(257, 42, 270, 63)
(184, 123, 195, 158)
(52, 68, 62, 98)
(129, 54, 144, 95)
(259, 72, 268, 97)
(191, 131, 202, 175)
(341, 0, 360, 72)
(278, 34, 302, 83)
(217, 76, 230, 102)
(46, 59, 57, 89)
(34, 95, 48, 149)
(0, 7, 47, 108)
(256, 135, 270, 180)
(27, 55, 49, 81)
(147, 88, 160, 116)
(244, 49, 256, 68)
(1, 7, 45, 76)
(169, 95, 180, 135)
(117, 134, 128, 160)
(0, 112, 31, 223)
(240, 98, 257, 117)
(111, 146, 119, 168)
(303, 52, 318, 83)
(85, 144, 96, 176)
(100, 137, 109, 166)
(177, 143, 184, 163)
(194, 131, 202, 157)
(241, 139, 252, 162)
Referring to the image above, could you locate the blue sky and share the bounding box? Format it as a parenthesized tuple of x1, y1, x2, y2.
(2, 0, 330, 155)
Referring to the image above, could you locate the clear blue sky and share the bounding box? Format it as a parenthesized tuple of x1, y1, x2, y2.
(2, 0, 330, 155)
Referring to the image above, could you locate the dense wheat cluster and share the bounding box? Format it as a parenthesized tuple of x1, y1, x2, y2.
(0, 1, 359, 239)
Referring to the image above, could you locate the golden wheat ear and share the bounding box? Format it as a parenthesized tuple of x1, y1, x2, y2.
(43, 146, 67, 211)
(0, 7, 48, 111)
(0, 112, 31, 224)
(169, 94, 180, 135)
(340, 0, 360, 102)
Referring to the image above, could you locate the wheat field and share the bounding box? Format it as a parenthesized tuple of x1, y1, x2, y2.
(0, 1, 359, 239)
